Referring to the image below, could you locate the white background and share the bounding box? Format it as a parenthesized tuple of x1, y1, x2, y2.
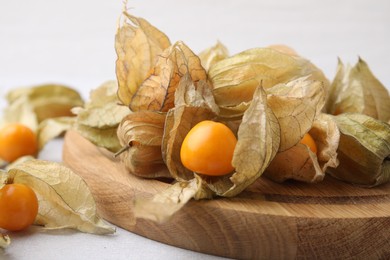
(1, 0, 389, 259)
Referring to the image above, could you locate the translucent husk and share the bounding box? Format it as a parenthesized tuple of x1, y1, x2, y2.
(162, 74, 219, 180)
(264, 113, 340, 183)
(135, 85, 281, 222)
(2, 159, 115, 234)
(198, 41, 229, 72)
(115, 11, 171, 106)
(5, 84, 83, 124)
(266, 76, 326, 151)
(111, 11, 390, 225)
(0, 84, 84, 157)
(325, 58, 390, 122)
(1, 84, 83, 133)
(209, 47, 329, 118)
(264, 144, 324, 183)
(268, 44, 299, 56)
(37, 117, 76, 150)
(134, 175, 213, 223)
(216, 86, 280, 197)
(129, 41, 207, 112)
(72, 81, 130, 152)
(116, 111, 171, 179)
(0, 233, 10, 249)
(326, 113, 390, 187)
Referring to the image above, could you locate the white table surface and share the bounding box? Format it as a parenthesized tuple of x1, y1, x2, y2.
(1, 0, 389, 259)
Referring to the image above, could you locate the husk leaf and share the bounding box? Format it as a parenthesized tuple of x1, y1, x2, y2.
(205, 86, 280, 197)
(72, 81, 130, 152)
(268, 44, 299, 56)
(264, 113, 339, 183)
(209, 48, 329, 118)
(327, 113, 390, 187)
(129, 41, 207, 112)
(326, 58, 390, 122)
(0, 233, 10, 249)
(115, 11, 171, 106)
(198, 41, 229, 72)
(133, 175, 212, 223)
(117, 110, 170, 178)
(4, 159, 115, 234)
(162, 75, 218, 180)
(266, 76, 326, 151)
(264, 144, 324, 183)
(37, 117, 75, 150)
(5, 84, 83, 124)
(0, 94, 38, 131)
(309, 113, 340, 172)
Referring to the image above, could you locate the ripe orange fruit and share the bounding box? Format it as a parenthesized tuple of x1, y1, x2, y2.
(300, 133, 317, 155)
(180, 120, 237, 176)
(0, 123, 38, 162)
(0, 183, 39, 231)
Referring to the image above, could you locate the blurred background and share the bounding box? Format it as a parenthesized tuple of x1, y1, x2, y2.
(1, 0, 389, 101)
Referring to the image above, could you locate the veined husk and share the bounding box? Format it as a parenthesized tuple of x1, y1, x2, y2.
(264, 113, 340, 183)
(209, 47, 329, 118)
(1, 159, 115, 234)
(5, 84, 83, 123)
(198, 41, 229, 72)
(168, 83, 280, 197)
(129, 41, 208, 112)
(135, 84, 280, 222)
(214, 86, 280, 197)
(117, 111, 171, 179)
(72, 81, 130, 152)
(325, 58, 390, 122)
(1, 84, 83, 132)
(261, 76, 334, 183)
(327, 113, 390, 187)
(268, 44, 299, 56)
(0, 84, 83, 155)
(162, 74, 219, 181)
(115, 11, 171, 106)
(0, 233, 10, 249)
(266, 76, 326, 151)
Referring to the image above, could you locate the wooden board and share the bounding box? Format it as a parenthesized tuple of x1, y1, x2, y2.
(62, 130, 390, 259)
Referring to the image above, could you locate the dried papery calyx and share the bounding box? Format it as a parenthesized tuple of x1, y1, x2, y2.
(116, 111, 171, 179)
(115, 11, 171, 106)
(0, 233, 10, 249)
(268, 44, 299, 56)
(4, 159, 115, 234)
(162, 74, 219, 181)
(1, 84, 84, 133)
(129, 41, 208, 112)
(208, 47, 329, 119)
(325, 58, 390, 122)
(327, 113, 390, 187)
(72, 81, 130, 152)
(5, 84, 84, 124)
(309, 113, 340, 172)
(134, 85, 281, 223)
(266, 76, 326, 151)
(264, 143, 324, 183)
(198, 41, 229, 72)
(203, 86, 280, 197)
(264, 113, 339, 183)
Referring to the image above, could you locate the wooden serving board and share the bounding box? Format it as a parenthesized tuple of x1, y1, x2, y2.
(62, 130, 390, 259)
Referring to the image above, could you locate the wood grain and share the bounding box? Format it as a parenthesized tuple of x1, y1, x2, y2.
(62, 130, 390, 259)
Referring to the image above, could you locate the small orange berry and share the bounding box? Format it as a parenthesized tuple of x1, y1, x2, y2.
(300, 133, 317, 155)
(0, 123, 38, 162)
(0, 183, 39, 231)
(180, 120, 237, 176)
